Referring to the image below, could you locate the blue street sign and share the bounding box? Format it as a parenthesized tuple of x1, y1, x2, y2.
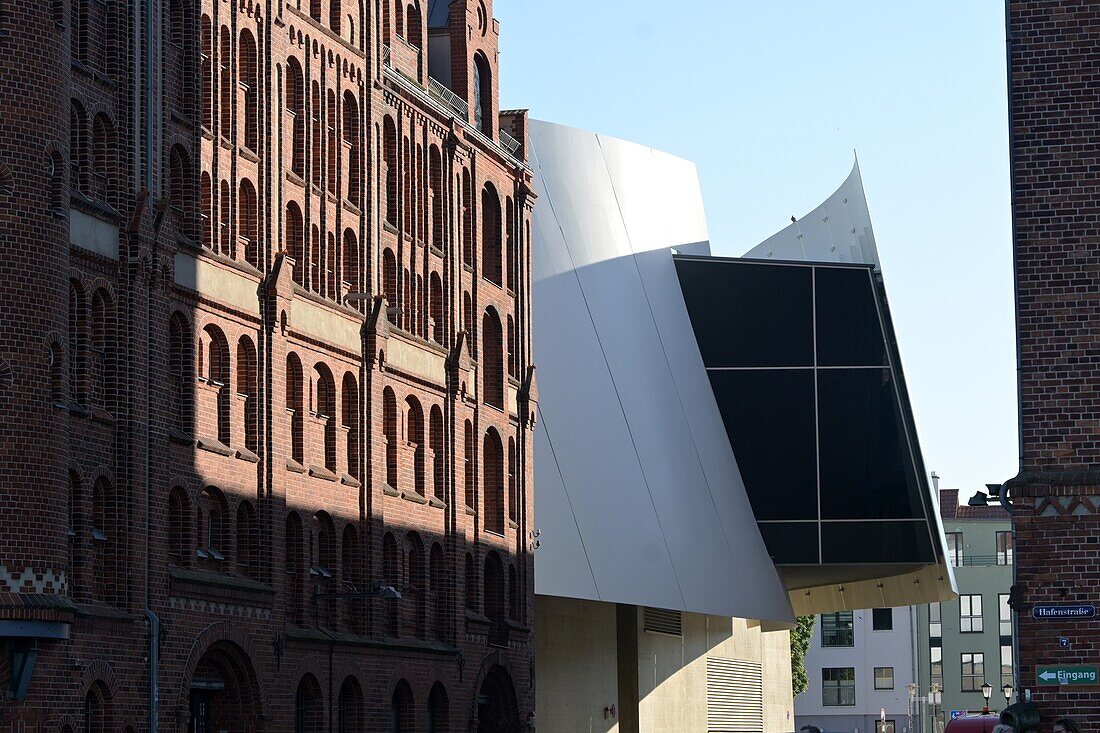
(1032, 604, 1096, 620)
(950, 711, 964, 720)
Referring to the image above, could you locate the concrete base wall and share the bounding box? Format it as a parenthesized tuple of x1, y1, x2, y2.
(535, 595, 795, 733)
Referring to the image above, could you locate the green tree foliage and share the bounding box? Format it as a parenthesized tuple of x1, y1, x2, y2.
(790, 615, 815, 696)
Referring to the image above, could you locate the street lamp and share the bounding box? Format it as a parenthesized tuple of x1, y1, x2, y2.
(907, 683, 917, 733)
(1003, 683, 1014, 704)
(981, 682, 992, 713)
(929, 684, 942, 733)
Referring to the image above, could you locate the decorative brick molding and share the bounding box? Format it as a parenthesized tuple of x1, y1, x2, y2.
(1034, 495, 1100, 517)
(0, 565, 67, 595)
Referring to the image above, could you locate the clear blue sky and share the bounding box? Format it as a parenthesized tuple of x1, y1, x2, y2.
(496, 1, 1016, 503)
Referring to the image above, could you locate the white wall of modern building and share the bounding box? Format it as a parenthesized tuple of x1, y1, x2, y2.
(795, 607, 918, 733)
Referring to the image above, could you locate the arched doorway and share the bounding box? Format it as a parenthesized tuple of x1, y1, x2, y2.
(476, 666, 519, 733)
(187, 641, 263, 733)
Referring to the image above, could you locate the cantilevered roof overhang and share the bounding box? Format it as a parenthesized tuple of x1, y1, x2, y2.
(530, 120, 955, 621)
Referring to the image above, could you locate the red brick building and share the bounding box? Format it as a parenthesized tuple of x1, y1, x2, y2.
(0, 0, 535, 729)
(1008, 0, 1100, 724)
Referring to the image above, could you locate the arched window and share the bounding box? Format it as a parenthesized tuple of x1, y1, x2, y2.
(310, 512, 335, 579)
(390, 680, 414, 733)
(382, 387, 398, 489)
(240, 30, 258, 150)
(239, 178, 259, 268)
(167, 0, 194, 113)
(472, 52, 492, 136)
(464, 552, 476, 611)
(68, 472, 83, 598)
(406, 2, 422, 47)
(382, 248, 398, 324)
(168, 486, 190, 567)
(429, 146, 443, 249)
(169, 313, 193, 433)
(48, 149, 65, 214)
(430, 543, 445, 641)
(287, 353, 305, 465)
(286, 513, 306, 624)
(481, 183, 502, 285)
(429, 272, 443, 344)
(343, 229, 360, 306)
(70, 101, 87, 193)
(404, 533, 425, 638)
(310, 224, 321, 292)
(507, 314, 516, 378)
(483, 428, 504, 534)
(508, 436, 517, 523)
(382, 532, 399, 635)
(329, 0, 342, 33)
(84, 681, 111, 733)
(200, 172, 213, 249)
(462, 291, 473, 352)
(311, 82, 322, 188)
(309, 0, 322, 22)
(168, 145, 192, 237)
(405, 396, 425, 495)
(197, 486, 227, 564)
(294, 675, 324, 733)
(69, 280, 86, 404)
(286, 59, 306, 177)
(337, 677, 363, 733)
(200, 325, 231, 445)
(508, 564, 519, 621)
(236, 501, 257, 579)
(482, 307, 504, 409)
(427, 682, 448, 733)
(219, 179, 232, 256)
(506, 197, 516, 291)
(326, 231, 337, 300)
(237, 336, 257, 453)
(219, 26, 233, 136)
(341, 373, 360, 479)
(313, 364, 336, 472)
(383, 116, 398, 226)
(341, 525, 362, 632)
(463, 420, 474, 507)
(90, 113, 115, 202)
(430, 405, 444, 501)
(286, 202, 305, 284)
(90, 478, 112, 602)
(327, 89, 338, 194)
(343, 91, 361, 206)
(201, 16, 213, 129)
(483, 551, 505, 625)
(89, 289, 113, 412)
(461, 168, 472, 266)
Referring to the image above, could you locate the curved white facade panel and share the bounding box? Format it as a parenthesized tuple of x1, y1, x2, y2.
(743, 162, 882, 267)
(529, 120, 795, 623)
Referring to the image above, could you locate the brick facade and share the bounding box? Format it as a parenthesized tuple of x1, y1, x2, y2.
(1009, 0, 1100, 724)
(0, 0, 536, 730)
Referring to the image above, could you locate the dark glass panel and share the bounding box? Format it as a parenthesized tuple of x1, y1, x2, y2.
(758, 522, 819, 565)
(817, 368, 925, 520)
(814, 266, 888, 367)
(821, 520, 933, 564)
(709, 369, 817, 520)
(675, 259, 813, 368)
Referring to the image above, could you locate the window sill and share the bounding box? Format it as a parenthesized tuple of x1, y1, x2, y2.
(236, 447, 260, 463)
(197, 436, 234, 456)
(464, 504, 476, 516)
(383, 483, 400, 497)
(400, 490, 427, 505)
(286, 457, 307, 474)
(340, 473, 362, 488)
(90, 406, 115, 425)
(308, 464, 338, 482)
(428, 496, 446, 509)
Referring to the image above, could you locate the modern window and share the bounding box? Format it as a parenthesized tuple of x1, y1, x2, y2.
(999, 594, 1012, 636)
(960, 594, 983, 633)
(872, 608, 893, 631)
(930, 647, 943, 689)
(822, 667, 855, 706)
(874, 666, 894, 690)
(961, 652, 985, 692)
(929, 602, 941, 639)
(997, 531, 1013, 565)
(821, 611, 854, 647)
(945, 532, 962, 567)
(1000, 644, 1013, 688)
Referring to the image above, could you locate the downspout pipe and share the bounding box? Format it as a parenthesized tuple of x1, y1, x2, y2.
(145, 609, 160, 732)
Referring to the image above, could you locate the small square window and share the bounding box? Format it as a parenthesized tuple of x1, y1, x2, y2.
(874, 666, 894, 690)
(872, 608, 893, 631)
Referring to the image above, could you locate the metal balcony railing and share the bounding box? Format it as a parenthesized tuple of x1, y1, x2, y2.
(382, 44, 391, 67)
(953, 554, 1013, 567)
(427, 76, 468, 118)
(498, 128, 521, 156)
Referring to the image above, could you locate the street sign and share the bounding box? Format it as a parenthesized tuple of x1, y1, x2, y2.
(1036, 665, 1099, 686)
(950, 711, 964, 720)
(1032, 604, 1096, 619)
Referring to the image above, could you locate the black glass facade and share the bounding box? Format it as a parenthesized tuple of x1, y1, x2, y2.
(674, 257, 936, 566)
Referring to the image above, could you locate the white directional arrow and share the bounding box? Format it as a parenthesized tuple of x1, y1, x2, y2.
(1039, 671, 1058, 682)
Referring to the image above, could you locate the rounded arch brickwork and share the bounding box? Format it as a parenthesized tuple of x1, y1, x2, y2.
(175, 621, 269, 727)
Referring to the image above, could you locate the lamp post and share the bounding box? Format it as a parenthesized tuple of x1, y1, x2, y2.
(907, 683, 917, 733)
(1003, 683, 1014, 706)
(981, 682, 992, 714)
(929, 684, 941, 733)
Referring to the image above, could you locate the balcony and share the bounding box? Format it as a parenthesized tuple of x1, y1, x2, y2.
(427, 76, 468, 119)
(952, 554, 1013, 567)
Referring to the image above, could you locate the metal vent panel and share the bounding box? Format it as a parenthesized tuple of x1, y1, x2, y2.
(643, 607, 682, 636)
(706, 657, 763, 733)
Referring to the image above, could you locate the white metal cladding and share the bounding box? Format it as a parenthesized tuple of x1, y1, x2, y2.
(528, 119, 795, 623)
(706, 657, 763, 733)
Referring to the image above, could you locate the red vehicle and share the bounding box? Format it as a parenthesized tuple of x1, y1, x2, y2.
(943, 714, 1001, 733)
